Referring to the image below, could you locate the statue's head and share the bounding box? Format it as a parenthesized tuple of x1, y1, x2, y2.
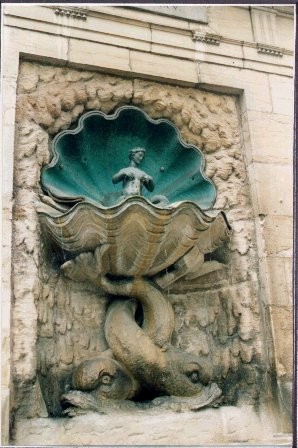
(129, 147, 146, 165)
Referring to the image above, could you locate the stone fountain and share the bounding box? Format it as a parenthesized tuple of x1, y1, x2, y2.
(37, 106, 231, 415)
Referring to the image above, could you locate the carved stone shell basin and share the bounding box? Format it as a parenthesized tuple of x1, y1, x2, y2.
(39, 107, 229, 277)
(41, 107, 216, 209)
(39, 197, 230, 277)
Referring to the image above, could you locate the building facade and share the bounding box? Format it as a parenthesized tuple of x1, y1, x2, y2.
(2, 4, 294, 445)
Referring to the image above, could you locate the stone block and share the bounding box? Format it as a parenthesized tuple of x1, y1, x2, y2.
(131, 5, 208, 24)
(241, 70, 273, 113)
(4, 13, 151, 53)
(269, 305, 293, 379)
(244, 110, 293, 164)
(68, 12, 151, 51)
(268, 74, 294, 115)
(199, 63, 272, 112)
(243, 58, 293, 77)
(265, 257, 292, 307)
(1, 205, 13, 273)
(2, 78, 18, 126)
(1, 28, 19, 78)
(2, 125, 15, 196)
(1, 389, 10, 445)
(81, 23, 150, 53)
(4, 4, 51, 23)
(68, 38, 131, 73)
(221, 405, 267, 443)
(262, 215, 293, 257)
(276, 15, 294, 51)
(81, 13, 151, 43)
(91, 5, 191, 30)
(197, 40, 244, 60)
(2, 26, 69, 63)
(1, 203, 13, 406)
(1, 330, 11, 387)
(151, 27, 194, 49)
(196, 50, 244, 68)
(250, 162, 293, 216)
(12, 299, 38, 382)
(152, 43, 196, 61)
(198, 62, 243, 92)
(130, 50, 198, 84)
(283, 257, 293, 304)
(207, 6, 254, 42)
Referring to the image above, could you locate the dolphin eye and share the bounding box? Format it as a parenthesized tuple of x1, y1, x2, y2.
(101, 374, 112, 385)
(188, 370, 200, 383)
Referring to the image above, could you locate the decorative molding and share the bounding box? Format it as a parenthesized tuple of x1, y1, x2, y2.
(251, 9, 285, 57)
(250, 8, 280, 47)
(6, 6, 293, 58)
(192, 31, 221, 45)
(257, 43, 284, 57)
(54, 7, 88, 20)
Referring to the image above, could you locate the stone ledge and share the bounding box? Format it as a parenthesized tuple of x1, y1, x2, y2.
(12, 405, 287, 446)
(192, 30, 221, 45)
(257, 43, 284, 57)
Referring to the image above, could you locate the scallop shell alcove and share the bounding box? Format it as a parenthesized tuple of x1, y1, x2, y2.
(37, 106, 232, 414)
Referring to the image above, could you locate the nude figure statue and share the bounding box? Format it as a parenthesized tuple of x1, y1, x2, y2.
(112, 148, 154, 197)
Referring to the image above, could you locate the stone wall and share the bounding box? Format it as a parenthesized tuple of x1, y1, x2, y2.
(2, 4, 294, 445)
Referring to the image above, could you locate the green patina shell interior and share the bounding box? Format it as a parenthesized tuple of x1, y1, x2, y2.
(41, 107, 216, 209)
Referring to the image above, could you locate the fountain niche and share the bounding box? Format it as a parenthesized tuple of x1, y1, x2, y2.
(37, 106, 231, 416)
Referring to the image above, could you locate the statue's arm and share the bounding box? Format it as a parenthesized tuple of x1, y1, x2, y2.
(112, 170, 125, 184)
(144, 176, 155, 192)
(113, 168, 136, 184)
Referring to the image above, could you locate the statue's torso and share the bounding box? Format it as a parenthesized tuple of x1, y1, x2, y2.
(122, 167, 147, 196)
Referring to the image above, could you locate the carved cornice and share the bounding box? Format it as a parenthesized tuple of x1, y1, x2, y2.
(54, 7, 88, 20)
(257, 43, 284, 57)
(192, 31, 221, 45)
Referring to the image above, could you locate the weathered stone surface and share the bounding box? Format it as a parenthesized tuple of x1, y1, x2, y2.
(243, 110, 293, 164)
(251, 162, 293, 216)
(267, 306, 293, 381)
(268, 74, 294, 116)
(12, 405, 281, 446)
(262, 215, 293, 257)
(11, 62, 284, 429)
(169, 279, 263, 403)
(199, 63, 274, 112)
(207, 6, 254, 42)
